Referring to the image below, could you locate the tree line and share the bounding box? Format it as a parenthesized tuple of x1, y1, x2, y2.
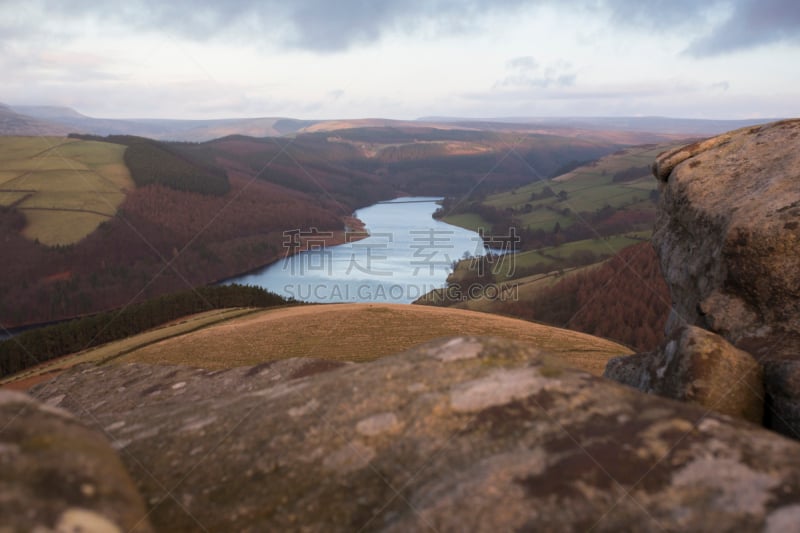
(0, 284, 292, 378)
(69, 134, 230, 195)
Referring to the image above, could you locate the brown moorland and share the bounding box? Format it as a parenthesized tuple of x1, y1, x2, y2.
(110, 303, 631, 375)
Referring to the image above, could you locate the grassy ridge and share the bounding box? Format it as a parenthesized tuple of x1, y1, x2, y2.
(110, 303, 632, 376)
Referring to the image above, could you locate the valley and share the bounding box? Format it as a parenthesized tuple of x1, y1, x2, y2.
(0, 119, 644, 329)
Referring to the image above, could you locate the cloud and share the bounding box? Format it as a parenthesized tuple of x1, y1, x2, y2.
(508, 56, 539, 70)
(4, 0, 531, 53)
(5, 0, 800, 56)
(598, 0, 800, 56)
(602, 0, 721, 29)
(497, 57, 577, 89)
(684, 0, 800, 56)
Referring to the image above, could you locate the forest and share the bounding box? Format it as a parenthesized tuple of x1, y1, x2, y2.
(502, 243, 670, 351)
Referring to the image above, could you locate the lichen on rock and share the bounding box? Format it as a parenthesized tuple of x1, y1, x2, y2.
(23, 336, 800, 532)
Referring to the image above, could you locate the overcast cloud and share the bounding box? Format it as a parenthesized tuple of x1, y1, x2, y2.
(6, 0, 793, 54)
(0, 0, 798, 118)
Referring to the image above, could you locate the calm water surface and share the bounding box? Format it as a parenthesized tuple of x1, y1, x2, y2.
(227, 197, 490, 303)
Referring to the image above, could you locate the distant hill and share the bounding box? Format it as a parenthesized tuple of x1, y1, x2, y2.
(9, 105, 314, 141)
(0, 104, 71, 136)
(418, 116, 779, 136)
(4, 102, 777, 141)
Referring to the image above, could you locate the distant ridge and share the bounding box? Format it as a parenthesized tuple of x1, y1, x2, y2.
(2, 102, 782, 141)
(417, 116, 780, 136)
(7, 104, 316, 141)
(0, 104, 72, 136)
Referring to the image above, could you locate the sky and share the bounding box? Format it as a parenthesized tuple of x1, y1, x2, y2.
(1, 0, 799, 120)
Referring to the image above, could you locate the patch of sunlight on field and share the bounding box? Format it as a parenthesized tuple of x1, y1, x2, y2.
(0, 136, 133, 245)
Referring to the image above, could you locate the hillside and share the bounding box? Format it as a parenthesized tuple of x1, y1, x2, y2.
(421, 144, 684, 351)
(0, 104, 72, 136)
(0, 125, 638, 327)
(1, 303, 633, 390)
(440, 142, 680, 239)
(0, 134, 366, 326)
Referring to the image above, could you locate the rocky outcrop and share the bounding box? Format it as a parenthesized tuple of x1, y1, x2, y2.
(605, 325, 763, 423)
(24, 337, 800, 532)
(608, 119, 800, 435)
(652, 119, 800, 357)
(0, 390, 153, 532)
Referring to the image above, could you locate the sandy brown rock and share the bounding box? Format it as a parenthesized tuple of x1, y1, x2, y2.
(605, 325, 763, 423)
(29, 337, 800, 532)
(0, 390, 153, 533)
(652, 119, 800, 358)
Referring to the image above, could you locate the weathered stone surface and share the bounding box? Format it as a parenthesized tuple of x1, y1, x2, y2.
(604, 325, 763, 423)
(0, 390, 153, 533)
(763, 360, 800, 439)
(652, 119, 800, 359)
(29, 337, 800, 532)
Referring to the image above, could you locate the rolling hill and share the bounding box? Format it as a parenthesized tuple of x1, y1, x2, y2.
(0, 303, 633, 390)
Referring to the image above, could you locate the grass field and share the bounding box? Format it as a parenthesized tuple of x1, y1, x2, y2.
(443, 143, 681, 236)
(0, 304, 632, 390)
(510, 234, 650, 271)
(441, 212, 491, 231)
(116, 304, 631, 373)
(0, 136, 132, 245)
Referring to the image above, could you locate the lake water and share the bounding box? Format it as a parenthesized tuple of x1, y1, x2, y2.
(226, 197, 491, 303)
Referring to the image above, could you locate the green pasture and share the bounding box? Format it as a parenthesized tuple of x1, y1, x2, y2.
(0, 137, 132, 245)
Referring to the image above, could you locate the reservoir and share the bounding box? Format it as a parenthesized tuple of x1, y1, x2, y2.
(227, 197, 491, 303)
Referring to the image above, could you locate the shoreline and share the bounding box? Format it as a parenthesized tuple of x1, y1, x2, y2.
(2, 214, 368, 334)
(212, 213, 368, 285)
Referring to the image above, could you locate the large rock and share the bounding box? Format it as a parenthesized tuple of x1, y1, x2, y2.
(29, 337, 800, 532)
(652, 119, 800, 358)
(604, 325, 763, 423)
(763, 360, 800, 439)
(652, 119, 800, 437)
(0, 390, 153, 532)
